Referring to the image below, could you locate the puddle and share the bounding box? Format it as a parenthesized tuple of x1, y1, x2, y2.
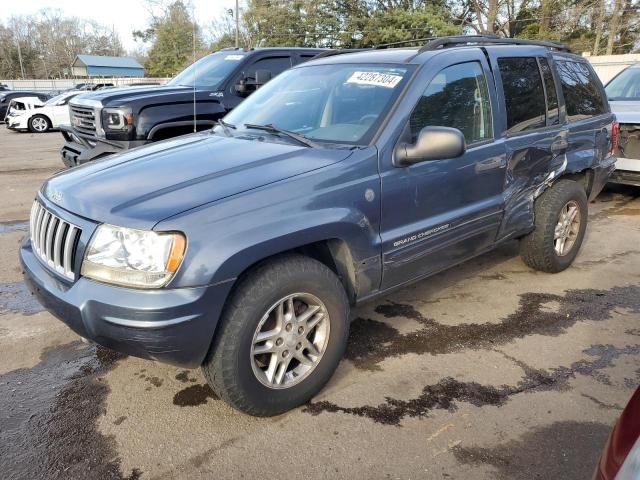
(346, 286, 640, 370)
(173, 384, 218, 407)
(0, 220, 28, 234)
(0, 341, 140, 479)
(452, 421, 611, 480)
(0, 282, 44, 315)
(305, 343, 639, 425)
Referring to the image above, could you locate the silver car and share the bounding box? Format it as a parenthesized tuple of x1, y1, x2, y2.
(606, 64, 640, 186)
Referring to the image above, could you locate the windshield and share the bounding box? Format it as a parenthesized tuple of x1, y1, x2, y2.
(44, 93, 71, 105)
(168, 51, 246, 89)
(224, 63, 411, 145)
(606, 67, 640, 100)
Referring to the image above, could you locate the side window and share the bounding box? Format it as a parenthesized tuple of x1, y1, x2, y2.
(245, 56, 292, 80)
(498, 57, 546, 133)
(409, 61, 493, 145)
(297, 54, 318, 65)
(538, 58, 559, 126)
(556, 60, 606, 121)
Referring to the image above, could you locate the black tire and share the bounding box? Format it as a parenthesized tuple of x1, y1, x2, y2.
(519, 179, 588, 273)
(202, 254, 350, 416)
(28, 114, 50, 133)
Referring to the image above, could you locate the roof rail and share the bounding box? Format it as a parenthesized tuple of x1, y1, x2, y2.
(373, 37, 436, 49)
(312, 49, 366, 59)
(416, 35, 571, 54)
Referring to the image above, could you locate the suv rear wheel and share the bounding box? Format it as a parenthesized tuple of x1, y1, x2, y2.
(519, 179, 588, 273)
(202, 254, 350, 416)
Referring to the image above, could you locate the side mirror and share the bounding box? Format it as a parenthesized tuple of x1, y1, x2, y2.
(234, 79, 249, 95)
(254, 69, 272, 86)
(395, 126, 466, 166)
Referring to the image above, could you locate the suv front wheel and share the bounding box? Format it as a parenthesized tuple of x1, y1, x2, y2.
(519, 179, 588, 273)
(202, 254, 350, 416)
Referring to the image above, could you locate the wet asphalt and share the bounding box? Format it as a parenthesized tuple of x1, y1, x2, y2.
(0, 128, 638, 479)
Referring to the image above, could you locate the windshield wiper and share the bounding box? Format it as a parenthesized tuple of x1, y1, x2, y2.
(216, 118, 236, 137)
(244, 123, 319, 148)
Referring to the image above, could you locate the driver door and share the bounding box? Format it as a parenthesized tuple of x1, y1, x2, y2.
(379, 52, 507, 290)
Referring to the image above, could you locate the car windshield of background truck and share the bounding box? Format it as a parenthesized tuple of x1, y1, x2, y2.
(223, 63, 411, 145)
(606, 66, 640, 100)
(168, 51, 246, 89)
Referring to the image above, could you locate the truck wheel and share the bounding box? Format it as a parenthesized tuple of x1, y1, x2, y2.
(29, 115, 50, 133)
(202, 254, 350, 416)
(519, 179, 588, 273)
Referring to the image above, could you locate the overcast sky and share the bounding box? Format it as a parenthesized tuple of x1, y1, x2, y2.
(0, 0, 238, 51)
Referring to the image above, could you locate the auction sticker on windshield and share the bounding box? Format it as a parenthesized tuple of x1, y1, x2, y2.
(224, 55, 244, 61)
(346, 71, 402, 88)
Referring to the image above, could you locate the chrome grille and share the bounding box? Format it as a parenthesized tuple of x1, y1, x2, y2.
(69, 105, 97, 136)
(30, 201, 81, 280)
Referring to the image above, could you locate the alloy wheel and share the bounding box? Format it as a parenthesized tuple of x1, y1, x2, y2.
(250, 292, 330, 389)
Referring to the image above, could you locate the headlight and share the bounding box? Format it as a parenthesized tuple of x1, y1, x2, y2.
(101, 107, 133, 131)
(81, 224, 186, 288)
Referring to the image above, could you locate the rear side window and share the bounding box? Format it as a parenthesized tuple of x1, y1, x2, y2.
(538, 58, 559, 125)
(498, 57, 546, 133)
(245, 56, 292, 78)
(556, 60, 606, 121)
(409, 61, 493, 145)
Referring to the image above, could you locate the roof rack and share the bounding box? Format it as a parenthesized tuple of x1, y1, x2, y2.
(373, 37, 436, 49)
(417, 35, 571, 53)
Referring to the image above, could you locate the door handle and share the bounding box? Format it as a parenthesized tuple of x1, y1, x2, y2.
(551, 136, 569, 154)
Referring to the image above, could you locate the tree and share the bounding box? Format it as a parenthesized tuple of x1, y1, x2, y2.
(137, 0, 204, 76)
(0, 9, 123, 79)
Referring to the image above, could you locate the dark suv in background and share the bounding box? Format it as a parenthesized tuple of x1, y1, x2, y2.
(22, 36, 615, 416)
(59, 47, 325, 167)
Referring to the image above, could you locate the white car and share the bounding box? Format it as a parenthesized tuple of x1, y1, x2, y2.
(606, 64, 640, 186)
(6, 91, 79, 133)
(4, 96, 45, 121)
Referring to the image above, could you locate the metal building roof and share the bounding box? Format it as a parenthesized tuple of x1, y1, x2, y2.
(73, 55, 143, 69)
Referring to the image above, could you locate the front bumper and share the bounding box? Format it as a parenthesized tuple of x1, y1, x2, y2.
(59, 125, 147, 168)
(20, 237, 233, 367)
(608, 157, 640, 187)
(6, 117, 27, 131)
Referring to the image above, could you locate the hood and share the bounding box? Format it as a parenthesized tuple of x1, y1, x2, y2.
(610, 101, 640, 124)
(72, 85, 219, 109)
(42, 133, 353, 230)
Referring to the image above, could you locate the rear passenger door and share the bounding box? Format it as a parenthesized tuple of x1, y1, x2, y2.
(554, 59, 610, 178)
(488, 52, 570, 240)
(379, 50, 507, 290)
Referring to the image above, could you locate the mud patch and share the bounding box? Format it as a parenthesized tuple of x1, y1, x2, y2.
(0, 282, 44, 315)
(0, 220, 28, 234)
(0, 342, 139, 479)
(452, 421, 610, 480)
(347, 286, 640, 370)
(173, 384, 218, 407)
(305, 344, 639, 425)
(305, 377, 508, 425)
(175, 370, 198, 383)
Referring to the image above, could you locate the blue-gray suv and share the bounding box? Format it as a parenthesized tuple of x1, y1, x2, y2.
(21, 35, 616, 416)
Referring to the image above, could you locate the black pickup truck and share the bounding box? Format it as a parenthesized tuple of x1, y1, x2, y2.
(60, 47, 325, 167)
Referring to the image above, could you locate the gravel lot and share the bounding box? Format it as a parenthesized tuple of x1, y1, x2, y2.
(0, 126, 638, 480)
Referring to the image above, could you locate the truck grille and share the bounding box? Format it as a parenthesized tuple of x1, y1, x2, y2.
(30, 201, 82, 280)
(70, 105, 97, 136)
